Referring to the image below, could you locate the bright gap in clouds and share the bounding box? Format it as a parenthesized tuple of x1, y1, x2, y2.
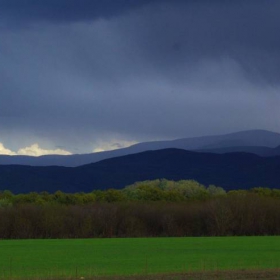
(0, 143, 72, 156)
(0, 143, 16, 155)
(0, 140, 138, 156)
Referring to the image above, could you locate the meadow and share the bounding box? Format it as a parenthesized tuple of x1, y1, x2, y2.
(1, 236, 280, 279)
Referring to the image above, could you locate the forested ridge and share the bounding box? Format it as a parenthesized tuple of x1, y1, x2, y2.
(1, 179, 280, 239)
(2, 149, 280, 193)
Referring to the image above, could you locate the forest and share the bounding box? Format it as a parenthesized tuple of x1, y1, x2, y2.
(1, 179, 280, 239)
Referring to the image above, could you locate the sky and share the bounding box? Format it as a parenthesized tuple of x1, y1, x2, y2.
(1, 0, 280, 155)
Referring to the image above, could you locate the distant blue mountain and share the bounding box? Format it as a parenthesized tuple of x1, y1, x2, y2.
(1, 129, 280, 167)
(1, 148, 280, 194)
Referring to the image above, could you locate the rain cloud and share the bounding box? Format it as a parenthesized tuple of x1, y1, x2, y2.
(0, 0, 280, 154)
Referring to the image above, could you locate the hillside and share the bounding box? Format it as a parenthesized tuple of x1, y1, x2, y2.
(1, 149, 280, 193)
(197, 145, 280, 157)
(1, 129, 280, 167)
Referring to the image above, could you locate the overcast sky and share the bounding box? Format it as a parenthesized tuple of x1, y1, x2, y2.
(1, 0, 280, 155)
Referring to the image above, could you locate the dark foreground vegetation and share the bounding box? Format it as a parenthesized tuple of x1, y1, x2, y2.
(1, 179, 280, 239)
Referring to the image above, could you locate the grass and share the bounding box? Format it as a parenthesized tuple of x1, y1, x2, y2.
(0, 236, 280, 279)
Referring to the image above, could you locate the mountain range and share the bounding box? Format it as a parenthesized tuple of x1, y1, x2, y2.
(1, 148, 280, 194)
(1, 129, 280, 194)
(1, 129, 280, 167)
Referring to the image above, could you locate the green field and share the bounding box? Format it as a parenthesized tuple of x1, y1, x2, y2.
(0, 236, 280, 279)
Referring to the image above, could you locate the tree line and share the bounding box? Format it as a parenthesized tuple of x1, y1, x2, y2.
(0, 179, 227, 206)
(0, 179, 280, 238)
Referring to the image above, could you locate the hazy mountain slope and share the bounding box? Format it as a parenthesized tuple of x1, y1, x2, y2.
(130, 129, 280, 151)
(1, 149, 280, 194)
(1, 129, 280, 167)
(0, 148, 131, 167)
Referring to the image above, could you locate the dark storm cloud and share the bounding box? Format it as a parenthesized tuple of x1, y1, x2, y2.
(117, 0, 280, 84)
(0, 0, 165, 23)
(0, 0, 280, 153)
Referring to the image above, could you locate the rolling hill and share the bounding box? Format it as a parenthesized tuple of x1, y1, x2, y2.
(1, 129, 280, 167)
(1, 148, 280, 193)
